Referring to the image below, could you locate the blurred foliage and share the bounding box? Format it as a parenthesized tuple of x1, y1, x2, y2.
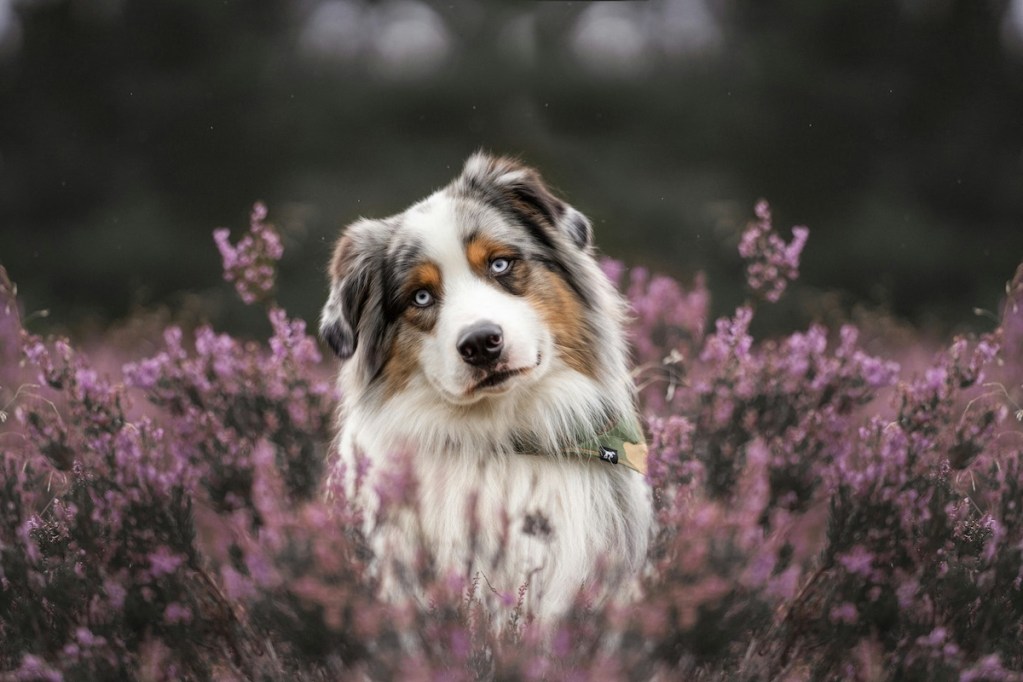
(0, 0, 1021, 336)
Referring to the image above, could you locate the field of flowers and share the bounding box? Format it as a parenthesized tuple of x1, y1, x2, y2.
(1, 204, 1021, 681)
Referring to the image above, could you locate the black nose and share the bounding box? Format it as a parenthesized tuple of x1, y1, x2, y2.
(457, 322, 504, 367)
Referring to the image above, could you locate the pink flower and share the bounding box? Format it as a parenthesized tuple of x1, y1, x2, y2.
(738, 201, 809, 303)
(213, 202, 284, 305)
(163, 602, 193, 625)
(838, 545, 875, 577)
(829, 602, 859, 625)
(148, 546, 185, 577)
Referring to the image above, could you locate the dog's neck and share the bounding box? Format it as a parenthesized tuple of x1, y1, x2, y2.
(344, 356, 637, 460)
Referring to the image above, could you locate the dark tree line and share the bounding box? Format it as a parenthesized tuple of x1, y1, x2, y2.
(1, 0, 1020, 333)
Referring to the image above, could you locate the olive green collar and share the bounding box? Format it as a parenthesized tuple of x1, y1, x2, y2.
(513, 413, 649, 476)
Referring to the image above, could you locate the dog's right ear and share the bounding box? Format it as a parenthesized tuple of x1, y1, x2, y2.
(320, 221, 377, 360)
(320, 234, 359, 359)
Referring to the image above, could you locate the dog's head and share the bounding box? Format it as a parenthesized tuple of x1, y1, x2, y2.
(320, 153, 609, 406)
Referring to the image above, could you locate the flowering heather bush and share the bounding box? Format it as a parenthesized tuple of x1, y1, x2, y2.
(2, 203, 1022, 680)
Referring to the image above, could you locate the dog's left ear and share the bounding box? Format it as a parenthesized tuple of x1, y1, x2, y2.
(558, 205, 594, 250)
(460, 153, 593, 250)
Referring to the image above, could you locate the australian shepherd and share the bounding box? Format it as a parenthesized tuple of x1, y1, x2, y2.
(320, 153, 653, 622)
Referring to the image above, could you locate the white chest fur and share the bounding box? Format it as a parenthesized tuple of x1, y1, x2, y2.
(335, 370, 653, 622)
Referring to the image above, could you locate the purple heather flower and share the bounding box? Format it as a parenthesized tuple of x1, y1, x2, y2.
(960, 654, 1015, 682)
(213, 202, 284, 305)
(12, 655, 62, 682)
(738, 201, 809, 303)
(829, 602, 859, 625)
(148, 546, 185, 577)
(449, 629, 471, 660)
(700, 306, 753, 365)
(221, 565, 256, 600)
(213, 228, 237, 270)
(22, 337, 48, 365)
(839, 545, 875, 576)
(74, 627, 105, 648)
(921, 628, 958, 658)
(163, 602, 193, 625)
(122, 355, 163, 388)
(103, 578, 127, 610)
(855, 352, 900, 388)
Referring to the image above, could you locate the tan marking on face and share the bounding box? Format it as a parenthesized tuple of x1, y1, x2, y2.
(379, 261, 443, 398)
(525, 268, 596, 377)
(402, 262, 442, 333)
(465, 234, 508, 276)
(407, 262, 442, 296)
(379, 326, 420, 399)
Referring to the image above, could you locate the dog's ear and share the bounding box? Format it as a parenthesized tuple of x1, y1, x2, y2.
(558, 205, 594, 250)
(460, 152, 593, 250)
(320, 220, 392, 378)
(320, 231, 364, 360)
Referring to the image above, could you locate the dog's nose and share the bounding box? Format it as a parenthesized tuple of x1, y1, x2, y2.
(457, 322, 504, 366)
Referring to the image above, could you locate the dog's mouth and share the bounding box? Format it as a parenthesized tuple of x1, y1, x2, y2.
(467, 353, 542, 396)
(471, 367, 530, 393)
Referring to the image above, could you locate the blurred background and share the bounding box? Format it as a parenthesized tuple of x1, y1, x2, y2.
(1, 0, 1021, 338)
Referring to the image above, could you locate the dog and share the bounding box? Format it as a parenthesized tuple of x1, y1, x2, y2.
(320, 153, 653, 622)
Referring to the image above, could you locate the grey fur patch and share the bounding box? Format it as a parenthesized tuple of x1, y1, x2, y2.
(320, 218, 401, 382)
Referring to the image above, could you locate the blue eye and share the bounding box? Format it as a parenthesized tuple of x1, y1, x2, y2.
(412, 289, 434, 307)
(490, 258, 512, 275)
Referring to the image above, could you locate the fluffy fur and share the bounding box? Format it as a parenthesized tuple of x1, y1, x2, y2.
(320, 153, 653, 621)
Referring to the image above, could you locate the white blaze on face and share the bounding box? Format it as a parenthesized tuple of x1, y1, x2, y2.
(404, 195, 553, 403)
